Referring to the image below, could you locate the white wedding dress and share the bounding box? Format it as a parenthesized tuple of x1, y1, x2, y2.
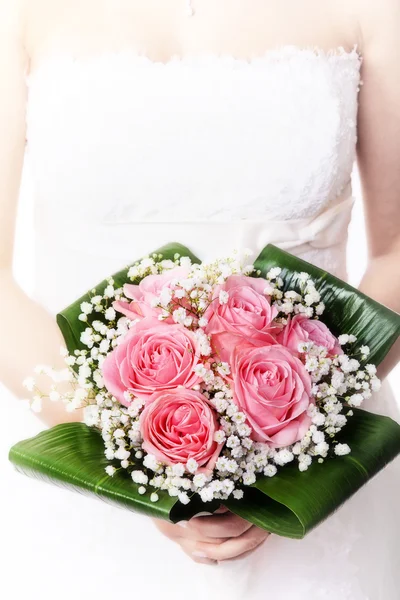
(4, 45, 400, 600)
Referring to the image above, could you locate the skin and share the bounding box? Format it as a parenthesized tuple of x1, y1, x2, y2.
(0, 0, 399, 565)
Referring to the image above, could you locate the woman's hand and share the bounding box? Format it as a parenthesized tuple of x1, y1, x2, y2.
(152, 507, 269, 565)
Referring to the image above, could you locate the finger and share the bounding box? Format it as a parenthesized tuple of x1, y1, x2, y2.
(154, 518, 226, 544)
(189, 525, 270, 562)
(176, 520, 227, 544)
(187, 511, 253, 539)
(178, 537, 218, 565)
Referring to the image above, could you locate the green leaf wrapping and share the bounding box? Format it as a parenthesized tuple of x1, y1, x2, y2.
(225, 408, 400, 537)
(9, 243, 400, 538)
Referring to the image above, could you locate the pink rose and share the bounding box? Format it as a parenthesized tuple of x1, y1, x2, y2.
(113, 266, 189, 321)
(140, 388, 222, 471)
(204, 275, 279, 361)
(231, 343, 313, 447)
(102, 317, 201, 406)
(278, 314, 342, 356)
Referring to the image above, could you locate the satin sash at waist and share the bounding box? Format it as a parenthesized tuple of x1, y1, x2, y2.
(35, 182, 354, 262)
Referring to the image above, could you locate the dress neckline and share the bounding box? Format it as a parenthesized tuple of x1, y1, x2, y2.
(25, 43, 362, 85)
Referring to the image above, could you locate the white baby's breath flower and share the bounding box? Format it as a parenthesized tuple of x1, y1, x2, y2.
(174, 289, 185, 299)
(334, 443, 351, 456)
(105, 448, 114, 460)
(231, 446, 244, 459)
(216, 362, 230, 377)
(219, 290, 229, 305)
(180, 256, 192, 268)
(127, 266, 139, 280)
(186, 458, 198, 474)
(105, 307, 116, 321)
(348, 393, 363, 407)
(274, 449, 294, 466)
(226, 435, 241, 449)
(114, 447, 130, 461)
(263, 464, 278, 477)
(314, 442, 329, 457)
(104, 285, 115, 299)
(80, 302, 93, 315)
(200, 487, 214, 503)
(366, 364, 377, 376)
(172, 463, 185, 477)
(311, 412, 326, 426)
(305, 356, 319, 372)
(371, 378, 381, 392)
(105, 466, 116, 477)
(172, 307, 187, 325)
(280, 301, 294, 315)
(298, 272, 310, 283)
(232, 489, 244, 500)
(23, 377, 36, 392)
(113, 428, 125, 439)
(193, 473, 207, 488)
(242, 472, 256, 485)
(159, 288, 173, 306)
(178, 492, 190, 505)
(80, 328, 94, 348)
(83, 404, 99, 426)
(243, 264, 254, 275)
(267, 267, 282, 280)
(263, 282, 275, 295)
(213, 430, 226, 444)
(131, 471, 149, 485)
(305, 291, 320, 306)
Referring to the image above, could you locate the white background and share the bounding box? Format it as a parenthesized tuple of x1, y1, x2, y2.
(0, 160, 399, 599)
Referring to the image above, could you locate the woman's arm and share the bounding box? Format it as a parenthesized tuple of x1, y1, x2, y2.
(0, 0, 82, 426)
(356, 0, 400, 378)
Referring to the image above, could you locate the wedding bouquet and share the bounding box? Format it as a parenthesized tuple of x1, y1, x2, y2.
(9, 244, 400, 538)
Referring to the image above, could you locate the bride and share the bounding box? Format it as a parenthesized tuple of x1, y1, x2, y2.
(1, 0, 399, 598)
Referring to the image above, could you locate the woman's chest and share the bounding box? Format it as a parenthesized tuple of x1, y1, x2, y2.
(25, 0, 352, 71)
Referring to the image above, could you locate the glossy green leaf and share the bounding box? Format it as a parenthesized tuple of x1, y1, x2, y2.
(9, 423, 179, 519)
(9, 422, 222, 522)
(225, 408, 400, 538)
(9, 243, 400, 538)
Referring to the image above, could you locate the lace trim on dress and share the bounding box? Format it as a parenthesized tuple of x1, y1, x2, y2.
(25, 43, 362, 83)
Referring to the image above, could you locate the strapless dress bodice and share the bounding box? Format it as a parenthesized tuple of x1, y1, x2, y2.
(24, 45, 362, 312)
